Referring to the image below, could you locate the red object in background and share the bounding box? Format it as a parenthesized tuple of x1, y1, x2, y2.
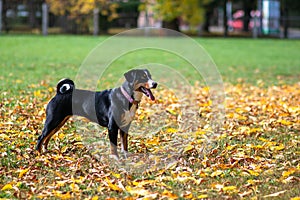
(228, 10, 261, 31)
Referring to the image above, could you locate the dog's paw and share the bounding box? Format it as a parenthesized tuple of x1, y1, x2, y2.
(121, 151, 130, 159)
(109, 154, 119, 161)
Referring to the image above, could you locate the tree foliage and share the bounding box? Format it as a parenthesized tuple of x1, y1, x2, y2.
(45, 0, 119, 21)
(143, 0, 213, 26)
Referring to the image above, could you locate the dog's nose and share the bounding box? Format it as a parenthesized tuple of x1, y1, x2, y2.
(152, 82, 158, 89)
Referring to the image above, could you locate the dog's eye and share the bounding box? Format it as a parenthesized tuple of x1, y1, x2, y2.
(142, 74, 148, 80)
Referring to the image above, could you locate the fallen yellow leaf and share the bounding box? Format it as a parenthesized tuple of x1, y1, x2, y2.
(106, 179, 122, 192)
(1, 183, 13, 191)
(277, 119, 292, 126)
(162, 190, 178, 199)
(210, 170, 223, 177)
(54, 191, 72, 199)
(34, 90, 42, 97)
(111, 172, 121, 179)
(92, 196, 99, 200)
(183, 144, 194, 153)
(177, 171, 191, 177)
(223, 186, 237, 193)
(282, 168, 297, 178)
(198, 194, 208, 199)
(247, 169, 259, 176)
(166, 128, 178, 133)
(259, 137, 270, 142)
(19, 168, 29, 178)
(64, 156, 75, 161)
(226, 145, 237, 150)
(0, 134, 10, 140)
(58, 133, 65, 140)
(132, 180, 156, 187)
(147, 137, 159, 145)
(247, 179, 255, 185)
(270, 144, 285, 151)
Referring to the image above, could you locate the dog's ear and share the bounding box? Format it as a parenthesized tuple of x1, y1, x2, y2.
(124, 70, 136, 82)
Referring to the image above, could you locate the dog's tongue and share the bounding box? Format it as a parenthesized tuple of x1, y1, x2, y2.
(141, 86, 155, 101)
(147, 89, 155, 101)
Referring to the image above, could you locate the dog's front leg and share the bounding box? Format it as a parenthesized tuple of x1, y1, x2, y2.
(120, 130, 129, 158)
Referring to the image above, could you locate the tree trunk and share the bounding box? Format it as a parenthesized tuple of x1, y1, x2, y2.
(223, 0, 228, 37)
(203, 1, 218, 33)
(242, 0, 251, 32)
(203, 10, 212, 32)
(0, 0, 2, 33)
(283, 0, 289, 38)
(28, 0, 36, 28)
(42, 3, 48, 35)
(99, 14, 109, 34)
(162, 18, 180, 32)
(2, 0, 9, 33)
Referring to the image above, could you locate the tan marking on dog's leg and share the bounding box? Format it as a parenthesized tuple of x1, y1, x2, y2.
(43, 116, 70, 151)
(110, 142, 119, 160)
(120, 133, 123, 151)
(37, 136, 48, 152)
(120, 131, 128, 158)
(121, 133, 128, 152)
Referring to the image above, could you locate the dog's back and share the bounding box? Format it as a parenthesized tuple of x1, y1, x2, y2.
(56, 78, 112, 126)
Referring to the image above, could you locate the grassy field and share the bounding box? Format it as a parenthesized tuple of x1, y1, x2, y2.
(0, 35, 299, 93)
(0, 35, 300, 199)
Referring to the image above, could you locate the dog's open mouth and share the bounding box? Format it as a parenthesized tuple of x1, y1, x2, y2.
(139, 86, 155, 101)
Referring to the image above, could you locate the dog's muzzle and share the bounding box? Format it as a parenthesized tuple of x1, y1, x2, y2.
(138, 80, 158, 101)
(148, 80, 158, 89)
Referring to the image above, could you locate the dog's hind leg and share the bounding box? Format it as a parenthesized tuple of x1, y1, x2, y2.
(36, 115, 70, 152)
(43, 116, 70, 150)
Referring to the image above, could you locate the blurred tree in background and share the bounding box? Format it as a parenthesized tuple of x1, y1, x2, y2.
(45, 0, 119, 33)
(142, 0, 213, 32)
(1, 0, 300, 35)
(46, 0, 118, 21)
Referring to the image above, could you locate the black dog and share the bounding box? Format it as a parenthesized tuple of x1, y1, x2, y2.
(36, 69, 157, 159)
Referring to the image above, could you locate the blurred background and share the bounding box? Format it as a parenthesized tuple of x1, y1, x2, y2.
(0, 0, 299, 38)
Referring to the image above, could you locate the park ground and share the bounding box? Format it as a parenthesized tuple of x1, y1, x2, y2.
(0, 36, 299, 199)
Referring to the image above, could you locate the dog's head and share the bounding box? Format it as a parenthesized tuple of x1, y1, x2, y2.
(124, 69, 157, 101)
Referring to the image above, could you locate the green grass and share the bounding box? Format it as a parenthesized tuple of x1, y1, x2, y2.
(0, 35, 299, 96)
(198, 38, 300, 84)
(0, 35, 102, 94)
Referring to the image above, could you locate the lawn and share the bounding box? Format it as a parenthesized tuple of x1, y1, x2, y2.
(0, 35, 299, 199)
(1, 35, 299, 92)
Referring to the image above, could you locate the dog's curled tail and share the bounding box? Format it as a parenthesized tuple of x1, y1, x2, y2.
(56, 78, 74, 94)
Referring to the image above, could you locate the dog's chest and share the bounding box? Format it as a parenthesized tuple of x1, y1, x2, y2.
(121, 92, 142, 127)
(133, 91, 143, 102)
(121, 104, 138, 127)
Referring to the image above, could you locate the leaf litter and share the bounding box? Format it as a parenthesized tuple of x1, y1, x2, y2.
(0, 81, 299, 199)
